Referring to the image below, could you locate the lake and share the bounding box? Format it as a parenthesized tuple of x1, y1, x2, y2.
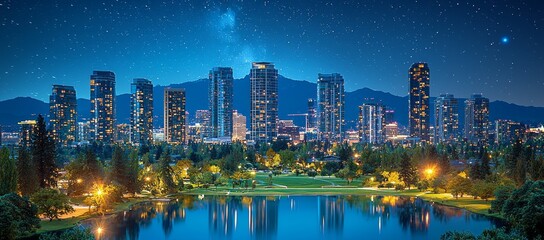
(84, 195, 504, 240)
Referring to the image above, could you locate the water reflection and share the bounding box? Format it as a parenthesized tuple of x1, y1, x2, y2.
(84, 195, 503, 240)
(318, 196, 344, 238)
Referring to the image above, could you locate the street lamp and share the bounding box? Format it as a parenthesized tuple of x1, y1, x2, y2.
(76, 178, 83, 184)
(96, 227, 103, 240)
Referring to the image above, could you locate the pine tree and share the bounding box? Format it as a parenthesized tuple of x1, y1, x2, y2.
(0, 147, 17, 195)
(399, 153, 417, 189)
(480, 148, 491, 177)
(158, 151, 175, 193)
(84, 149, 103, 183)
(126, 150, 140, 194)
(32, 115, 58, 188)
(16, 148, 39, 196)
(110, 146, 128, 189)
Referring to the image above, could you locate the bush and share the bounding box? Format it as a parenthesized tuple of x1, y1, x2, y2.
(395, 184, 405, 191)
(385, 183, 395, 188)
(185, 184, 194, 190)
(308, 171, 317, 178)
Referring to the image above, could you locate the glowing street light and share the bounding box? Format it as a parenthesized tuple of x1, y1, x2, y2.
(76, 178, 83, 184)
(96, 188, 103, 196)
(145, 177, 151, 182)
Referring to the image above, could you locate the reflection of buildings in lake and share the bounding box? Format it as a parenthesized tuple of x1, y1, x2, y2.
(249, 196, 278, 239)
(395, 198, 431, 234)
(159, 201, 186, 236)
(208, 197, 241, 238)
(318, 196, 344, 236)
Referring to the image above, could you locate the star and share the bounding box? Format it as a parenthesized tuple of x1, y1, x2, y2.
(501, 36, 509, 44)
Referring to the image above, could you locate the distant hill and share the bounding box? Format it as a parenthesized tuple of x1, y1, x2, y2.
(1, 76, 544, 131)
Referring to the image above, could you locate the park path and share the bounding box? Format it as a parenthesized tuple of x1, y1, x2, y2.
(312, 177, 337, 186)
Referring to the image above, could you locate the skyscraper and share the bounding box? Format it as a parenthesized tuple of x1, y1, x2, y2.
(164, 88, 186, 144)
(18, 120, 36, 148)
(49, 85, 77, 146)
(495, 119, 525, 146)
(232, 110, 247, 141)
(195, 110, 211, 140)
(358, 103, 385, 144)
(209, 67, 234, 138)
(250, 62, 278, 143)
(90, 71, 116, 143)
(465, 93, 490, 144)
(130, 78, 154, 146)
(434, 94, 459, 143)
(317, 73, 345, 142)
(307, 98, 317, 129)
(408, 63, 430, 142)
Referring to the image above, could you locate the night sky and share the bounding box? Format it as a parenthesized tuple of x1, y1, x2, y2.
(1, 0, 543, 106)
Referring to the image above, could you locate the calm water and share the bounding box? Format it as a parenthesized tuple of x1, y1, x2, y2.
(84, 195, 504, 240)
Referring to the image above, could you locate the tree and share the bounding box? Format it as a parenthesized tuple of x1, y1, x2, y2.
(471, 180, 495, 201)
(158, 152, 175, 193)
(0, 147, 17, 195)
(32, 115, 58, 188)
(501, 180, 544, 239)
(440, 231, 476, 240)
(447, 175, 473, 199)
(110, 146, 128, 189)
(399, 153, 417, 189)
(30, 188, 74, 221)
(279, 150, 296, 169)
(126, 150, 140, 194)
(0, 193, 40, 238)
(84, 183, 123, 213)
(16, 148, 39, 196)
(490, 185, 515, 213)
(39, 227, 95, 240)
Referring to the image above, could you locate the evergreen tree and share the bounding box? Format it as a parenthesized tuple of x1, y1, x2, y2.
(158, 151, 175, 193)
(480, 148, 491, 177)
(399, 153, 417, 189)
(0, 147, 17, 195)
(84, 149, 103, 183)
(110, 146, 128, 189)
(126, 150, 140, 194)
(32, 115, 58, 188)
(16, 148, 39, 196)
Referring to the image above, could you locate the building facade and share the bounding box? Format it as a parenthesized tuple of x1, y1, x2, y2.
(317, 73, 345, 142)
(209, 67, 234, 138)
(408, 63, 430, 142)
(495, 119, 525, 146)
(130, 78, 154, 146)
(49, 85, 77, 146)
(18, 120, 36, 148)
(195, 110, 211, 140)
(164, 88, 186, 144)
(464, 94, 490, 144)
(232, 110, 247, 142)
(90, 71, 116, 143)
(358, 103, 385, 144)
(307, 98, 317, 129)
(250, 62, 278, 143)
(434, 94, 459, 143)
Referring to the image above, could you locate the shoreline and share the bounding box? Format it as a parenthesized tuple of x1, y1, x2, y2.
(34, 187, 502, 236)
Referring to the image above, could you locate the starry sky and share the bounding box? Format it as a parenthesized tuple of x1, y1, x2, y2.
(1, 0, 544, 106)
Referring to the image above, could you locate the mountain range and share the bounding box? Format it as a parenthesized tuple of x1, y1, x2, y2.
(1, 75, 544, 131)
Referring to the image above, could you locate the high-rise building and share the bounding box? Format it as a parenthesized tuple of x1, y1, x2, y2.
(130, 78, 154, 146)
(358, 103, 385, 144)
(384, 108, 395, 124)
(209, 67, 234, 138)
(232, 110, 247, 141)
(18, 120, 36, 148)
(250, 62, 278, 143)
(317, 73, 345, 142)
(90, 71, 116, 143)
(164, 88, 186, 144)
(49, 85, 77, 146)
(434, 94, 459, 143)
(464, 94, 490, 144)
(408, 63, 430, 142)
(307, 98, 317, 129)
(195, 110, 211, 140)
(77, 121, 91, 143)
(495, 120, 525, 146)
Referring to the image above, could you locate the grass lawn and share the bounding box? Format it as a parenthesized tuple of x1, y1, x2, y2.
(254, 173, 364, 188)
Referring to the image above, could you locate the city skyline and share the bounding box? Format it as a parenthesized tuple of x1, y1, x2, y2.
(1, 1, 544, 107)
